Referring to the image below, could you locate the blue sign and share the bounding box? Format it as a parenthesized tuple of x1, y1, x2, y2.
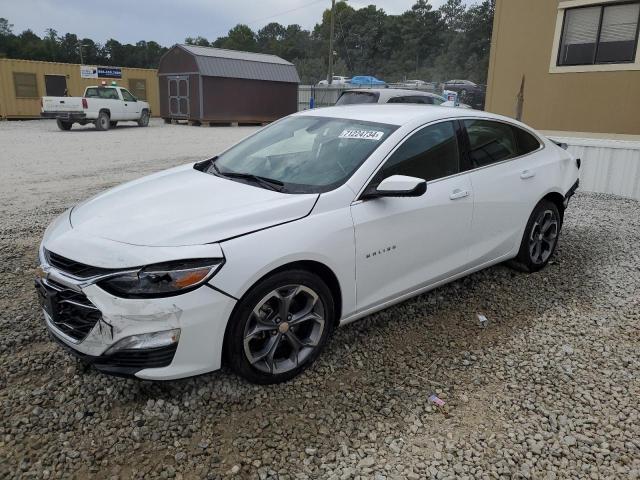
(97, 67, 122, 79)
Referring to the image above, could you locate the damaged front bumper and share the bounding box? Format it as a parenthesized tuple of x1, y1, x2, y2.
(36, 267, 237, 380)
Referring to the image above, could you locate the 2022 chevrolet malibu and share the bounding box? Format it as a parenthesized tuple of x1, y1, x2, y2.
(36, 105, 580, 383)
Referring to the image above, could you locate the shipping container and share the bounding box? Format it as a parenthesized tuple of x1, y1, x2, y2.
(0, 58, 160, 119)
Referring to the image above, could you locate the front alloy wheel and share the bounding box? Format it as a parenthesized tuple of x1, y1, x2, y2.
(226, 270, 334, 384)
(244, 285, 325, 374)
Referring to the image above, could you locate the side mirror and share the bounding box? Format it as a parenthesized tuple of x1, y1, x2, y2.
(362, 175, 427, 199)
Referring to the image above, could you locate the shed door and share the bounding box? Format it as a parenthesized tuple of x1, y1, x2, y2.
(45, 75, 67, 96)
(168, 76, 189, 118)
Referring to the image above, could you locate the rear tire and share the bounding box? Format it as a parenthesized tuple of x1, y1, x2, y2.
(508, 200, 562, 273)
(56, 119, 72, 131)
(225, 270, 335, 384)
(95, 111, 110, 131)
(138, 110, 149, 127)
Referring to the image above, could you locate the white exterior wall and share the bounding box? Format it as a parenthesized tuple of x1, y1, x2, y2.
(548, 136, 640, 201)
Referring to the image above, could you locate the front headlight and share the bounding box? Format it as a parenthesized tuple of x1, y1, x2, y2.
(98, 258, 224, 298)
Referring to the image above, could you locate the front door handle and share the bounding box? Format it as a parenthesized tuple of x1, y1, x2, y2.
(520, 169, 535, 179)
(449, 189, 469, 200)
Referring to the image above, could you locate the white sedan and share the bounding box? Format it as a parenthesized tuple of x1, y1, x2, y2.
(36, 105, 580, 383)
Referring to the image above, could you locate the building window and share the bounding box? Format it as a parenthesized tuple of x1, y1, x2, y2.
(128, 79, 147, 100)
(558, 2, 640, 66)
(13, 72, 39, 98)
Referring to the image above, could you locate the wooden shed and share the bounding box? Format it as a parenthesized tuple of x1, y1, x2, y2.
(157, 44, 300, 124)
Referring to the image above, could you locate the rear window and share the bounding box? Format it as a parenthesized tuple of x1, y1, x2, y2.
(464, 119, 542, 167)
(335, 91, 380, 105)
(85, 87, 120, 100)
(387, 95, 435, 105)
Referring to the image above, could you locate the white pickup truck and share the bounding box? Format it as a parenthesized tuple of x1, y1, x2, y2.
(41, 85, 150, 131)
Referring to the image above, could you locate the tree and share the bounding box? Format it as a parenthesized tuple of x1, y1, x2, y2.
(0, 3, 496, 86)
(439, 0, 466, 31)
(257, 22, 286, 55)
(185, 36, 210, 47)
(0, 17, 13, 36)
(216, 24, 257, 52)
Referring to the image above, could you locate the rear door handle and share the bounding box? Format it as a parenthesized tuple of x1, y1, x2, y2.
(449, 189, 469, 200)
(520, 169, 535, 179)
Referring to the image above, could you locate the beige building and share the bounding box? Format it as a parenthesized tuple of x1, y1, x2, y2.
(485, 0, 640, 135)
(0, 58, 160, 119)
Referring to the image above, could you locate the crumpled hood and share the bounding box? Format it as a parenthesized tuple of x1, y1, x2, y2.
(70, 164, 318, 247)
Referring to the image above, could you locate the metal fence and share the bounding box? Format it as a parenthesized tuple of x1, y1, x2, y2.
(298, 84, 485, 111)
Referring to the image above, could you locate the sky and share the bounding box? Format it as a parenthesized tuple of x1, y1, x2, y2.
(2, 0, 455, 46)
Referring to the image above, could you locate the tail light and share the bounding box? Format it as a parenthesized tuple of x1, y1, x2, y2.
(82, 98, 88, 109)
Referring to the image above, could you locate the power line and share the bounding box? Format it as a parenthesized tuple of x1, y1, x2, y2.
(246, 0, 327, 26)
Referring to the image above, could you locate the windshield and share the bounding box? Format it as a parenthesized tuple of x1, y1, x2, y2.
(335, 91, 380, 105)
(209, 116, 397, 193)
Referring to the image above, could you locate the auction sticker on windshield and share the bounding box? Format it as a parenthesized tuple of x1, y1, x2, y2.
(339, 129, 385, 141)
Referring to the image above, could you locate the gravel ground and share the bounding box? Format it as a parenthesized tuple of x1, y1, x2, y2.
(1, 120, 639, 480)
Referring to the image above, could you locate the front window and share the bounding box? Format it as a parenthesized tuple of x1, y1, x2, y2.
(558, 2, 640, 66)
(209, 116, 397, 193)
(335, 91, 380, 105)
(372, 121, 460, 184)
(121, 89, 136, 101)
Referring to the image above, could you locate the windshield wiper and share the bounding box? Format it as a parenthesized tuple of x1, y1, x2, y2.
(212, 163, 285, 192)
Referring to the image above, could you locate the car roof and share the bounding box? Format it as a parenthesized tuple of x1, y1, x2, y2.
(343, 88, 443, 101)
(293, 104, 515, 127)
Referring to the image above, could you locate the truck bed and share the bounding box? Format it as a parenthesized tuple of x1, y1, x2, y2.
(41, 97, 84, 114)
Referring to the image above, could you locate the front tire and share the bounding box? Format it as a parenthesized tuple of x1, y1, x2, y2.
(509, 200, 561, 272)
(56, 119, 72, 131)
(138, 110, 149, 127)
(225, 270, 335, 384)
(95, 111, 110, 131)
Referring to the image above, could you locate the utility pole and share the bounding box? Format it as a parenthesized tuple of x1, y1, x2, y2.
(327, 0, 335, 85)
(78, 42, 88, 65)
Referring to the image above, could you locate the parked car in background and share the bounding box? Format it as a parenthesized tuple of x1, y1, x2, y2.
(443, 80, 486, 109)
(36, 105, 579, 384)
(400, 79, 437, 89)
(317, 76, 351, 86)
(349, 76, 386, 87)
(335, 88, 471, 108)
(443, 79, 482, 96)
(41, 84, 150, 131)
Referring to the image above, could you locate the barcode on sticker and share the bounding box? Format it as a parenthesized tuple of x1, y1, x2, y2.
(339, 129, 384, 141)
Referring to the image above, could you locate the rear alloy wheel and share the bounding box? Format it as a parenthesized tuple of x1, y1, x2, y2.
(226, 270, 334, 384)
(138, 110, 149, 127)
(56, 119, 72, 131)
(95, 111, 110, 131)
(509, 200, 561, 272)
